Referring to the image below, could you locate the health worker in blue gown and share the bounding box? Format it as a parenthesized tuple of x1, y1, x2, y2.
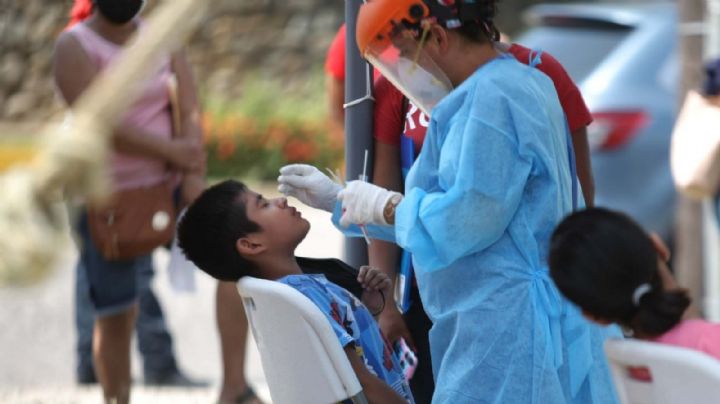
(278, 1, 621, 403)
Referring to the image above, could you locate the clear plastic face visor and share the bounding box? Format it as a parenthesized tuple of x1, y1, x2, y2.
(364, 29, 453, 115)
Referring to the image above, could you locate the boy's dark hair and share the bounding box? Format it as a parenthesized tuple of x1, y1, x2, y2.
(177, 180, 260, 282)
(548, 208, 690, 337)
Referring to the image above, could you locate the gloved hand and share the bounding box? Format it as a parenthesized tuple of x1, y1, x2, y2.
(337, 180, 402, 227)
(277, 164, 342, 212)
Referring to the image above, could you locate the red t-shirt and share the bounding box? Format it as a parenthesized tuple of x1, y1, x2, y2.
(374, 43, 593, 154)
(325, 24, 384, 82)
(325, 25, 347, 81)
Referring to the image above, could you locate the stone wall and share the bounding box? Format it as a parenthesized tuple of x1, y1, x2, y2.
(0, 0, 67, 120)
(188, 0, 343, 99)
(0, 0, 344, 120)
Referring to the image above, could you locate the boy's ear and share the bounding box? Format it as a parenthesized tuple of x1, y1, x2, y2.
(648, 233, 671, 262)
(581, 310, 613, 326)
(236, 236, 267, 257)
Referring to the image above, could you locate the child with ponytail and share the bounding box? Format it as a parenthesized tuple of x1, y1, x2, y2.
(549, 207, 720, 360)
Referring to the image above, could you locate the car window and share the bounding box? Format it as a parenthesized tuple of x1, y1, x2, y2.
(517, 26, 631, 82)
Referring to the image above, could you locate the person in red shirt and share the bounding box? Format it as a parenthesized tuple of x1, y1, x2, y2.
(373, 42, 594, 201)
(326, 28, 595, 203)
(325, 24, 347, 138)
(325, 24, 386, 137)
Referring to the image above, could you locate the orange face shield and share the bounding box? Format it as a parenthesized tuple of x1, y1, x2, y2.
(355, 0, 453, 115)
(356, 0, 430, 57)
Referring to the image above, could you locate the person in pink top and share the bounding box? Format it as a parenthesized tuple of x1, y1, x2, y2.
(549, 207, 720, 361)
(53, 1, 204, 402)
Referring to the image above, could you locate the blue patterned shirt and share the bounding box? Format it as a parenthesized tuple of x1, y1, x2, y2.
(279, 274, 414, 403)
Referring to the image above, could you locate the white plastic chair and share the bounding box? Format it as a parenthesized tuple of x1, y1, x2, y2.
(237, 276, 369, 404)
(604, 338, 720, 404)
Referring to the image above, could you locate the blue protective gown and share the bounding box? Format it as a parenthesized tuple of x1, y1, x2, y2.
(335, 54, 619, 403)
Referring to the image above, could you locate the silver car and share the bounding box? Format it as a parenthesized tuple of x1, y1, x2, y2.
(518, 2, 678, 241)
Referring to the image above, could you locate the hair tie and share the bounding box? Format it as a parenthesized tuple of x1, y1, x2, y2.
(632, 283, 652, 307)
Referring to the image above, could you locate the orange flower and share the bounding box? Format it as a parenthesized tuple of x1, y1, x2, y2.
(217, 139, 237, 161)
(265, 122, 290, 148)
(236, 116, 257, 137)
(201, 113, 215, 143)
(283, 139, 317, 162)
(217, 116, 242, 141)
(321, 121, 344, 150)
(300, 120, 323, 135)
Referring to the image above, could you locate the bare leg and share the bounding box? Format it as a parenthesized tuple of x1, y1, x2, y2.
(217, 281, 260, 403)
(93, 305, 138, 404)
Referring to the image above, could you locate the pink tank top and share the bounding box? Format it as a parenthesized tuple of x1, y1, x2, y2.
(67, 22, 173, 191)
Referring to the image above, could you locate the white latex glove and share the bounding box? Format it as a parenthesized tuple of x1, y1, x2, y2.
(277, 164, 342, 212)
(337, 180, 402, 227)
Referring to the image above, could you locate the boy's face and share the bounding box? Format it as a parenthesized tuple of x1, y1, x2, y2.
(240, 190, 310, 254)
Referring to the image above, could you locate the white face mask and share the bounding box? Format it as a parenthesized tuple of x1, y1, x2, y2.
(395, 57, 453, 115)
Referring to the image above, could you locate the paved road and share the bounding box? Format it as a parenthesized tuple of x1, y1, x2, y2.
(0, 189, 344, 403)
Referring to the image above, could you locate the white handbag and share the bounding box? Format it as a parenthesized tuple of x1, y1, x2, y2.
(670, 90, 720, 199)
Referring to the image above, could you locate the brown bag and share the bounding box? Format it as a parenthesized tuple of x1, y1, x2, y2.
(88, 182, 176, 261)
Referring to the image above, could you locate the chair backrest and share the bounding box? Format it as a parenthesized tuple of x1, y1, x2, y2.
(604, 338, 720, 404)
(237, 276, 368, 404)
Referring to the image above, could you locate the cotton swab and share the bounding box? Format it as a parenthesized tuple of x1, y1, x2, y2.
(358, 150, 372, 245)
(360, 149, 369, 182)
(326, 158, 372, 245)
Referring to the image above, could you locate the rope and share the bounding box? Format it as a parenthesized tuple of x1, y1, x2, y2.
(0, 0, 208, 286)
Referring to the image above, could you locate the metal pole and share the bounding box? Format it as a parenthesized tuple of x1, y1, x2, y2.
(343, 0, 374, 268)
(675, 0, 706, 319)
(703, 0, 720, 321)
(706, 0, 720, 57)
